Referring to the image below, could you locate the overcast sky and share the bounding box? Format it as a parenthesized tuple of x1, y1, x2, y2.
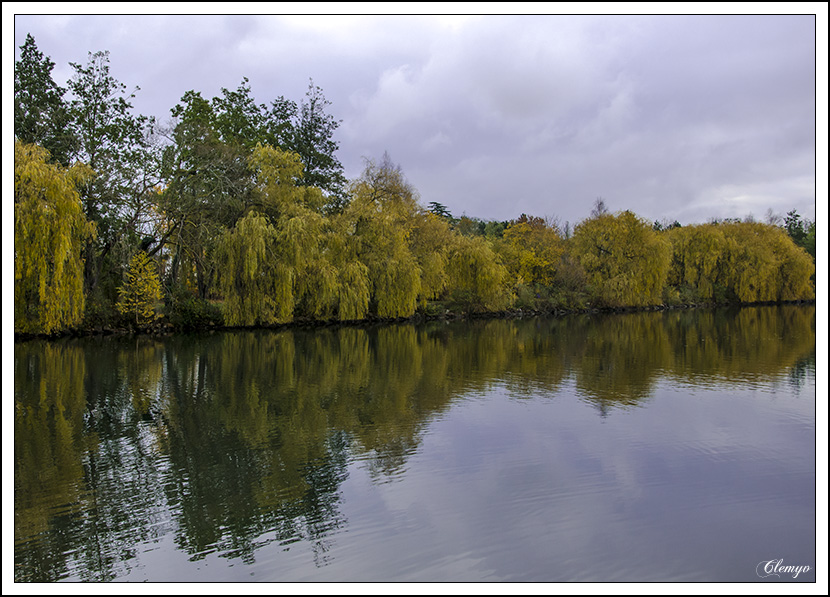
(9, 8, 825, 228)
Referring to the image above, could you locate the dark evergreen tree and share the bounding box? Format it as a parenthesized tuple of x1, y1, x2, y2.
(14, 34, 76, 166)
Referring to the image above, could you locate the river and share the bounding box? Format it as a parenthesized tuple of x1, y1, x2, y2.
(13, 305, 816, 582)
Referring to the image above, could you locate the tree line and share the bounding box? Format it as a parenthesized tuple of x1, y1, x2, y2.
(14, 34, 817, 335)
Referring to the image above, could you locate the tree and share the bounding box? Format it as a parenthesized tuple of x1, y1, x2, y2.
(783, 209, 816, 260)
(67, 49, 159, 296)
(571, 210, 671, 307)
(216, 211, 287, 326)
(216, 145, 330, 326)
(499, 215, 565, 289)
(665, 224, 728, 301)
(14, 34, 76, 166)
(716, 221, 814, 302)
(666, 221, 815, 303)
(14, 141, 95, 334)
(342, 154, 422, 318)
(117, 251, 163, 325)
(427, 201, 453, 219)
(291, 80, 347, 210)
(784, 210, 807, 244)
(446, 235, 512, 312)
(159, 89, 254, 301)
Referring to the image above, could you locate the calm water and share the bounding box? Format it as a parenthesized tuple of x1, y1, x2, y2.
(14, 305, 816, 582)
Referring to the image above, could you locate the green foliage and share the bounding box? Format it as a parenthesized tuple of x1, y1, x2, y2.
(217, 211, 284, 326)
(15, 141, 95, 334)
(783, 210, 816, 260)
(292, 80, 347, 209)
(666, 224, 728, 300)
(572, 210, 671, 307)
(217, 145, 330, 326)
(13, 35, 818, 331)
(67, 49, 158, 300)
(14, 34, 76, 167)
(117, 251, 163, 326)
(165, 285, 223, 329)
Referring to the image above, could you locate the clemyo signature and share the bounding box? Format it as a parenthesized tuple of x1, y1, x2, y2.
(756, 559, 812, 579)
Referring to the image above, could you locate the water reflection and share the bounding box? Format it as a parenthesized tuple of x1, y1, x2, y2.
(14, 305, 815, 581)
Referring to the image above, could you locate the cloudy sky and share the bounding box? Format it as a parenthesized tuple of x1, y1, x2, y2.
(9, 8, 824, 228)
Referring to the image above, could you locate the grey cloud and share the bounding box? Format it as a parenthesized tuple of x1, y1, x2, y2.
(13, 14, 817, 226)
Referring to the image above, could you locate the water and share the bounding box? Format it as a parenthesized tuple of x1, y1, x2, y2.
(13, 305, 816, 582)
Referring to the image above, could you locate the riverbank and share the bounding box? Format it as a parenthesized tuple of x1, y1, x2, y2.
(13, 298, 817, 343)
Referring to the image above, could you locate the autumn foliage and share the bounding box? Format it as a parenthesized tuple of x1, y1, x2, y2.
(14, 34, 816, 334)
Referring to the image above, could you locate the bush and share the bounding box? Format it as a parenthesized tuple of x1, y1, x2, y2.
(165, 286, 223, 329)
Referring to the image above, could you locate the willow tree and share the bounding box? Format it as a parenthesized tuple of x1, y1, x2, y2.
(217, 210, 284, 325)
(15, 141, 95, 334)
(217, 145, 330, 325)
(666, 224, 728, 301)
(716, 221, 815, 302)
(571, 210, 671, 307)
(409, 211, 455, 306)
(446, 235, 512, 312)
(498, 215, 565, 289)
(343, 154, 423, 318)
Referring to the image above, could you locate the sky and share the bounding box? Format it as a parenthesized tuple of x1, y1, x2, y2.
(8, 6, 825, 229)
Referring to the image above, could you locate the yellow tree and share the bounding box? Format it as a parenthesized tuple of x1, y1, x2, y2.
(446, 235, 512, 312)
(14, 141, 95, 334)
(572, 210, 671, 307)
(716, 221, 815, 302)
(218, 145, 332, 325)
(499, 215, 565, 289)
(342, 154, 422, 318)
(217, 210, 287, 326)
(117, 251, 162, 325)
(666, 224, 728, 300)
(409, 211, 455, 306)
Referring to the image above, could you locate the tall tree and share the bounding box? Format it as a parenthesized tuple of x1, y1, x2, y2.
(343, 154, 422, 318)
(572, 210, 671, 307)
(291, 80, 347, 210)
(14, 34, 76, 166)
(159, 90, 252, 300)
(217, 145, 328, 325)
(14, 141, 95, 334)
(67, 49, 159, 296)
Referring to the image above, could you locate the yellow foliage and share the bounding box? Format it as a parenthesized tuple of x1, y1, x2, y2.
(572, 210, 671, 307)
(117, 251, 163, 325)
(446, 235, 512, 311)
(500, 220, 565, 289)
(339, 159, 424, 318)
(14, 141, 95, 334)
(667, 222, 815, 303)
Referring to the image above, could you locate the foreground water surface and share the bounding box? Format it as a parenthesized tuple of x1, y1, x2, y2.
(14, 305, 816, 582)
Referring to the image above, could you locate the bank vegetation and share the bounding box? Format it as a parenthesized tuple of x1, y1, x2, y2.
(14, 35, 816, 337)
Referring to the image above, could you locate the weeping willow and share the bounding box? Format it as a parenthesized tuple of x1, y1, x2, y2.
(446, 235, 512, 311)
(572, 210, 671, 307)
(666, 224, 727, 300)
(14, 141, 95, 334)
(666, 222, 815, 303)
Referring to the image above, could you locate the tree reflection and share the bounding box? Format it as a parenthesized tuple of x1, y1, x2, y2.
(14, 305, 816, 580)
